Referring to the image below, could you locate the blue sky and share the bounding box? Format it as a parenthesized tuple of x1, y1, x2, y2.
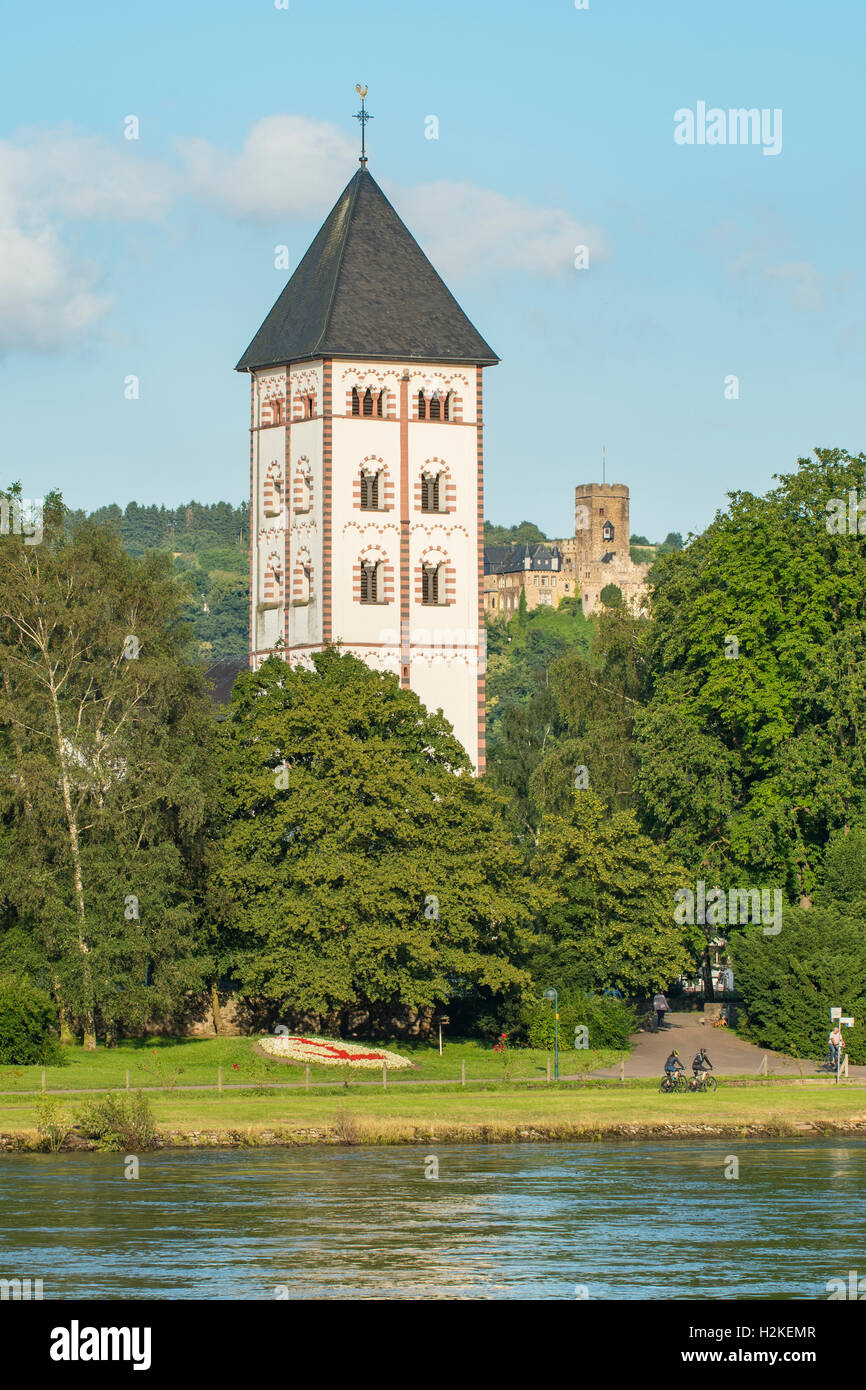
(1, 0, 863, 542)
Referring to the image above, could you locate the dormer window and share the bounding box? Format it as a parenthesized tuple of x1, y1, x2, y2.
(602, 520, 615, 542)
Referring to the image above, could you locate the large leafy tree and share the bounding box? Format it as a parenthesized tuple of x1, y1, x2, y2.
(529, 606, 650, 820)
(0, 493, 217, 1047)
(636, 448, 866, 900)
(530, 791, 699, 994)
(213, 650, 534, 1027)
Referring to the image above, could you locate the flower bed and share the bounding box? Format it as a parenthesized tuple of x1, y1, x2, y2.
(258, 1034, 413, 1070)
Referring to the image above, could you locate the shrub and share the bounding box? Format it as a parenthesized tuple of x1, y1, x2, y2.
(76, 1091, 158, 1152)
(0, 977, 65, 1066)
(34, 1096, 73, 1152)
(522, 989, 635, 1051)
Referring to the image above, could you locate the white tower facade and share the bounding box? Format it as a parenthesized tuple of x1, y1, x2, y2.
(238, 169, 497, 771)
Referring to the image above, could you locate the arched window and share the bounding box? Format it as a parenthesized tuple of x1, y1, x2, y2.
(377, 390, 385, 418)
(421, 472, 440, 513)
(443, 392, 452, 421)
(305, 394, 315, 420)
(360, 469, 380, 510)
(417, 390, 427, 420)
(264, 464, 282, 516)
(360, 560, 380, 604)
(429, 393, 441, 421)
(351, 387, 360, 416)
(422, 562, 441, 606)
(363, 387, 374, 417)
(263, 553, 283, 604)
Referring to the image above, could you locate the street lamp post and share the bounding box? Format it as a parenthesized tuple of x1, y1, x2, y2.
(544, 988, 559, 1080)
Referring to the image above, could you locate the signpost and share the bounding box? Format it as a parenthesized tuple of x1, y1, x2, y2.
(544, 988, 559, 1080)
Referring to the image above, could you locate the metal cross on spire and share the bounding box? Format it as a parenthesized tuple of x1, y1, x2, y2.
(354, 84, 373, 168)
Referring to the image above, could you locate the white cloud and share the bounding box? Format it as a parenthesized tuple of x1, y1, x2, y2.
(178, 116, 603, 278)
(0, 129, 174, 351)
(0, 114, 607, 353)
(761, 260, 825, 313)
(389, 180, 604, 279)
(0, 221, 108, 351)
(708, 215, 827, 313)
(176, 115, 357, 221)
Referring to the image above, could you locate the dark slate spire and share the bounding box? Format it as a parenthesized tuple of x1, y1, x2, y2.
(236, 168, 498, 371)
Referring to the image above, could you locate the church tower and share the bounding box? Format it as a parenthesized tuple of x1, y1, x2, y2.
(236, 141, 498, 771)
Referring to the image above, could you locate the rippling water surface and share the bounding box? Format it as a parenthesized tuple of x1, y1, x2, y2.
(1, 1140, 864, 1299)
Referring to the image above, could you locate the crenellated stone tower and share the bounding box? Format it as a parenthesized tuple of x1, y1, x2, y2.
(236, 163, 498, 771)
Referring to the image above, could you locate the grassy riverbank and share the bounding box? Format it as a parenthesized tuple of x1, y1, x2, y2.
(2, 1079, 866, 1150)
(0, 1036, 626, 1094)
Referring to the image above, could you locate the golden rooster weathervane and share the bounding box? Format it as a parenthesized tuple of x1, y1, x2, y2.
(353, 84, 372, 168)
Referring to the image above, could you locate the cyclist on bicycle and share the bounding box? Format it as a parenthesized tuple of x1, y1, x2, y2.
(692, 1047, 713, 1082)
(664, 1049, 685, 1079)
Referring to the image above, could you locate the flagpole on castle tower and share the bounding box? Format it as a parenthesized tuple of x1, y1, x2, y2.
(602, 446, 606, 485)
(354, 84, 373, 168)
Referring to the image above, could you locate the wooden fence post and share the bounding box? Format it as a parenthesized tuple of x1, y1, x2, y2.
(758, 1055, 768, 1076)
(546, 1057, 551, 1084)
(382, 1062, 387, 1090)
(125, 1069, 130, 1091)
(41, 1069, 46, 1092)
(461, 1060, 466, 1088)
(305, 1065, 310, 1092)
(217, 1065, 223, 1094)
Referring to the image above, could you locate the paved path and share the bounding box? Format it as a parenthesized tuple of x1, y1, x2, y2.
(592, 1012, 866, 1080)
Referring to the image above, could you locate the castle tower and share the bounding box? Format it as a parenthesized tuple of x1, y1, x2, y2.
(236, 164, 498, 771)
(574, 482, 631, 565)
(567, 481, 650, 617)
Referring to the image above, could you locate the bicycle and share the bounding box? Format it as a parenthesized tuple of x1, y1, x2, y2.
(689, 1071, 717, 1093)
(659, 1071, 688, 1094)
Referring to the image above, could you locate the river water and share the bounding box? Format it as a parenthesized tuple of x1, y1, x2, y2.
(1, 1140, 863, 1299)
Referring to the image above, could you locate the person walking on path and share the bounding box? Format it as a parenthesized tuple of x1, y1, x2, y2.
(829, 1025, 843, 1068)
(653, 992, 670, 1030)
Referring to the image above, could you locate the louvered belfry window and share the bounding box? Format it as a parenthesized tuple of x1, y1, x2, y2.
(443, 393, 450, 420)
(363, 388, 373, 417)
(422, 563, 440, 606)
(377, 391, 385, 418)
(360, 471, 379, 510)
(351, 387, 360, 416)
(421, 473, 440, 513)
(429, 393, 441, 420)
(360, 561, 378, 604)
(418, 391, 427, 420)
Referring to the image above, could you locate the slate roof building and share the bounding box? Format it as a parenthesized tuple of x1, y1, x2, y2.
(236, 161, 497, 770)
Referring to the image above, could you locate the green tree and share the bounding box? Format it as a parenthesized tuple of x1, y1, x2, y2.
(213, 651, 535, 1027)
(530, 791, 698, 994)
(0, 495, 217, 1047)
(599, 583, 623, 608)
(527, 606, 650, 818)
(730, 904, 866, 1063)
(636, 448, 866, 899)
